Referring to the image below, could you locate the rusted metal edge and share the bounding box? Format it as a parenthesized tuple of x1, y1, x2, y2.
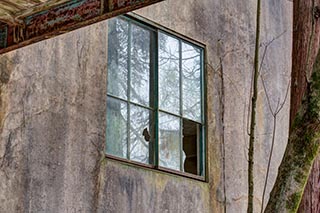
(0, 0, 163, 54)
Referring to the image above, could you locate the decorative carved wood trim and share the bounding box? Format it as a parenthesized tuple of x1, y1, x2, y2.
(0, 0, 163, 54)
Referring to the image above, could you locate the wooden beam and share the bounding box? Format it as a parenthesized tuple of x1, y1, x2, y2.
(0, 0, 163, 54)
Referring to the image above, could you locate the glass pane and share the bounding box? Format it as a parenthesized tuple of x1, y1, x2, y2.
(107, 18, 128, 100)
(182, 42, 201, 122)
(159, 33, 180, 115)
(129, 105, 152, 164)
(106, 97, 128, 158)
(130, 24, 151, 107)
(159, 113, 182, 171)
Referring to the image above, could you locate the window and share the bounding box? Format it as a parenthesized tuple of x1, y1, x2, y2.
(106, 16, 205, 178)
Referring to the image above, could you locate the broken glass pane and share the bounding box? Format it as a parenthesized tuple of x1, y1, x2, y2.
(183, 119, 199, 175)
(129, 105, 152, 164)
(182, 42, 201, 122)
(159, 33, 180, 115)
(107, 18, 129, 100)
(159, 112, 182, 171)
(106, 96, 128, 158)
(130, 24, 151, 107)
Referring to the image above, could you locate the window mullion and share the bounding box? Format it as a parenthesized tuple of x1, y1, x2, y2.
(154, 30, 159, 168)
(201, 50, 205, 124)
(126, 21, 132, 161)
(200, 49, 204, 176)
(179, 40, 184, 172)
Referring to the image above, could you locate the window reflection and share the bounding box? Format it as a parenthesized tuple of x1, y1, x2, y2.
(159, 113, 182, 171)
(106, 97, 128, 158)
(159, 33, 180, 115)
(182, 42, 201, 122)
(107, 18, 128, 100)
(130, 24, 151, 107)
(130, 105, 152, 164)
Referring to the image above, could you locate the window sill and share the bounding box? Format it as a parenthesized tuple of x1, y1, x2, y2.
(105, 155, 206, 182)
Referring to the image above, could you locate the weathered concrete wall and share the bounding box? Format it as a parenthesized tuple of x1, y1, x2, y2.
(0, 23, 108, 212)
(0, 0, 292, 213)
(136, 0, 292, 212)
(0, 13, 211, 213)
(98, 161, 209, 213)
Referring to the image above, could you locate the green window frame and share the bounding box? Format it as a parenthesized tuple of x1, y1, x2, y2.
(106, 15, 206, 179)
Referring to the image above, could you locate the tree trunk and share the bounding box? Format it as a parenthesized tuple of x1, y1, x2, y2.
(264, 51, 320, 212)
(298, 159, 320, 212)
(293, 1, 320, 212)
(298, 1, 320, 208)
(290, 0, 320, 124)
(265, 1, 320, 212)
